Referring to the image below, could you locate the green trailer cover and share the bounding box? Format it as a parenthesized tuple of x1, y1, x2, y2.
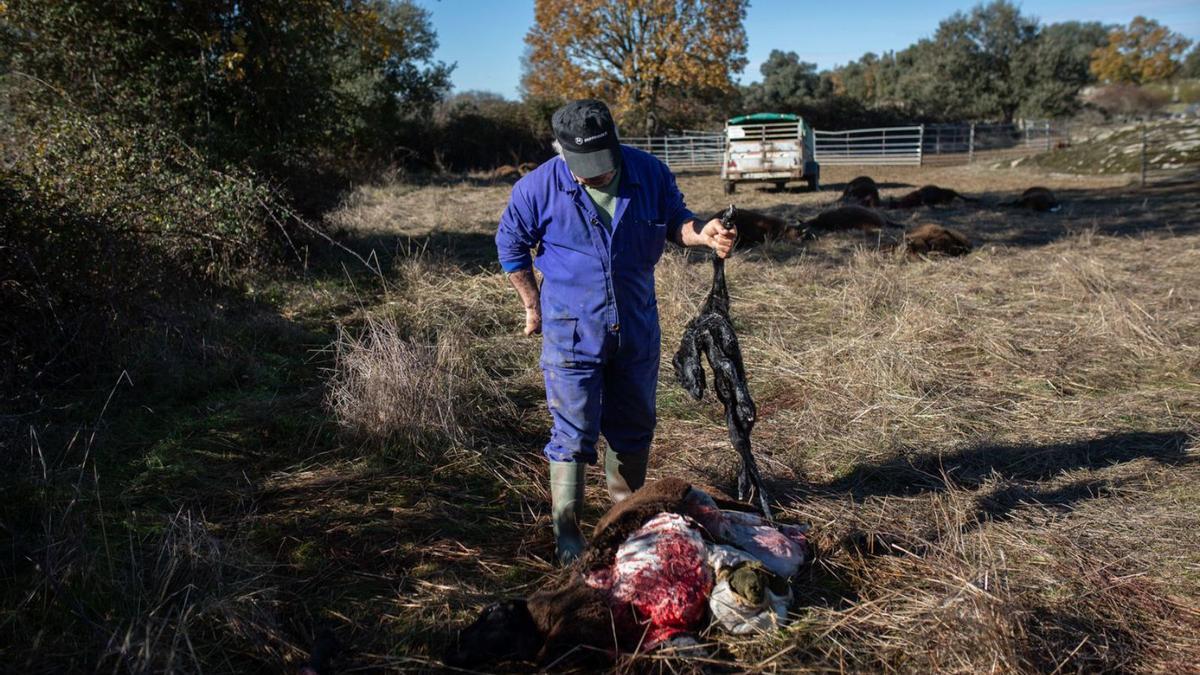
(727, 112, 802, 125)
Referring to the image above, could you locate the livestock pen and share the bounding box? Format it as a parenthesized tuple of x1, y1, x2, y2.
(625, 120, 1071, 170)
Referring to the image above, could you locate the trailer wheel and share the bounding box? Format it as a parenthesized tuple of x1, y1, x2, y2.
(773, 181, 787, 192)
(723, 180, 736, 195)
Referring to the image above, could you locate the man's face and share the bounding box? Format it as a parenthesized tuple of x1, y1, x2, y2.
(574, 170, 616, 188)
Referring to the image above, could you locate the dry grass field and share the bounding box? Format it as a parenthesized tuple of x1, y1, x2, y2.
(7, 163, 1199, 673)
(315, 163, 1200, 672)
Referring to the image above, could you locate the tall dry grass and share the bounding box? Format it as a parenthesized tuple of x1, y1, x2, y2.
(330, 316, 477, 450)
(326, 248, 536, 455)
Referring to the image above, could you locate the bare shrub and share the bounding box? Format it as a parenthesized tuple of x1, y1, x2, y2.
(328, 316, 492, 451)
(1086, 84, 1171, 118)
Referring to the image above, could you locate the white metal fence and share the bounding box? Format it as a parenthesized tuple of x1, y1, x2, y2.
(623, 132, 726, 170)
(812, 126, 923, 165)
(921, 121, 1065, 166)
(625, 121, 1070, 170)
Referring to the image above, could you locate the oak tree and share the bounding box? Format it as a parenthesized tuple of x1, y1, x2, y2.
(1090, 16, 1192, 84)
(521, 0, 748, 134)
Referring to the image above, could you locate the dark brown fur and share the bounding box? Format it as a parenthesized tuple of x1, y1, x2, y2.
(801, 205, 902, 234)
(443, 578, 621, 669)
(489, 164, 521, 181)
(1003, 186, 1059, 212)
(840, 175, 881, 207)
(904, 223, 972, 257)
(446, 478, 747, 668)
(705, 207, 800, 248)
(888, 185, 978, 209)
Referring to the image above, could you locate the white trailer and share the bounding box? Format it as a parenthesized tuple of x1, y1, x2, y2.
(720, 113, 820, 194)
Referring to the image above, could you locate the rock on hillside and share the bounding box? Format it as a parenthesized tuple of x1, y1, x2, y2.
(1019, 119, 1200, 175)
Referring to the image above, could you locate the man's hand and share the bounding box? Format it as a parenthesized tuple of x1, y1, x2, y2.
(505, 268, 542, 336)
(524, 307, 542, 336)
(698, 217, 737, 259)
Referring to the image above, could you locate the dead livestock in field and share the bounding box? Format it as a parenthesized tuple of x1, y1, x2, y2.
(839, 175, 881, 207)
(801, 205, 903, 235)
(888, 184, 979, 208)
(445, 479, 811, 669)
(903, 223, 973, 257)
(518, 161, 539, 175)
(705, 206, 800, 249)
(488, 164, 521, 181)
(444, 572, 615, 668)
(298, 629, 339, 675)
(673, 206, 774, 520)
(1002, 186, 1061, 212)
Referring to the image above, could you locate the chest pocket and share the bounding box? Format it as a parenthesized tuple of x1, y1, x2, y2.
(616, 218, 668, 268)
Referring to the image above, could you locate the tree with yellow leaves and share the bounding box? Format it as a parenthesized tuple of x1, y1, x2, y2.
(1090, 16, 1192, 84)
(521, 0, 748, 135)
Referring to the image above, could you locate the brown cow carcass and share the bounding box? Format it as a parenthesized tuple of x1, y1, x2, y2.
(704, 207, 802, 249)
(1003, 187, 1060, 212)
(801, 205, 903, 235)
(888, 185, 978, 209)
(839, 175, 881, 208)
(903, 223, 972, 257)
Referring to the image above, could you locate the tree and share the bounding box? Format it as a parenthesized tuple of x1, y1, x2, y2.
(836, 2, 1103, 121)
(2, 0, 452, 170)
(912, 1, 1040, 122)
(432, 91, 554, 169)
(1018, 21, 1110, 117)
(1181, 46, 1200, 79)
(1090, 16, 1192, 84)
(741, 50, 827, 111)
(521, 0, 748, 134)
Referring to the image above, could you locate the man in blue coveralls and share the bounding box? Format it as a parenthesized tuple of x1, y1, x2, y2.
(495, 99, 736, 564)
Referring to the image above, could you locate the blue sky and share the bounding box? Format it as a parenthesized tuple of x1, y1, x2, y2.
(414, 0, 1200, 99)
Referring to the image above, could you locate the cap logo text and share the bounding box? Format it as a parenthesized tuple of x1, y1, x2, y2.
(575, 131, 608, 145)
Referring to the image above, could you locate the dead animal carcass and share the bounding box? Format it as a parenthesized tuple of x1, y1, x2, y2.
(672, 205, 773, 520)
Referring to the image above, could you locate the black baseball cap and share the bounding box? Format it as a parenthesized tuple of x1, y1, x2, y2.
(551, 99, 622, 179)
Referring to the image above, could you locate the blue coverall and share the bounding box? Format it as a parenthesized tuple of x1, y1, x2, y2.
(495, 146, 696, 463)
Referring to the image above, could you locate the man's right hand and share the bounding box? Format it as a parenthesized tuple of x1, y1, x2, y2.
(505, 268, 542, 336)
(524, 307, 542, 336)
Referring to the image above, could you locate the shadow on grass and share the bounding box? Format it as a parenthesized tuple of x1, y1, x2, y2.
(823, 430, 1194, 502)
(1023, 607, 1139, 673)
(312, 228, 501, 279)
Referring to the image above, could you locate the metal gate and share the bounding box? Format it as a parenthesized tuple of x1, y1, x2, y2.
(812, 126, 924, 165)
(622, 132, 726, 170)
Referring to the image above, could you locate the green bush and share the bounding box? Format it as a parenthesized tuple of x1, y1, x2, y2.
(0, 104, 283, 399)
(430, 92, 555, 171)
(1, 0, 451, 174)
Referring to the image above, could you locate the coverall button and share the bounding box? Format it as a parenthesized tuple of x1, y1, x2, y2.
(611, 323, 620, 332)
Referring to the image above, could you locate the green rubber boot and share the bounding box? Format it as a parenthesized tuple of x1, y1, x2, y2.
(604, 448, 648, 504)
(549, 461, 586, 565)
